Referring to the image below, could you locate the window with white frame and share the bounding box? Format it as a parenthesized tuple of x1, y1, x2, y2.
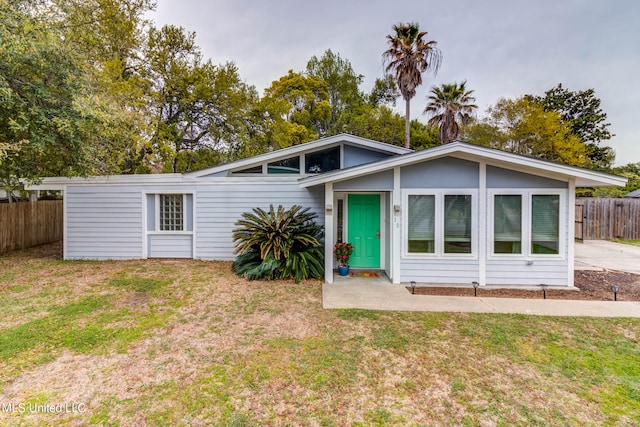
(405, 191, 475, 256)
(159, 194, 184, 231)
(491, 191, 563, 256)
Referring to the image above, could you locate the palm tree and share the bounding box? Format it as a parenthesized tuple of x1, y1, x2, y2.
(383, 22, 442, 148)
(425, 81, 477, 144)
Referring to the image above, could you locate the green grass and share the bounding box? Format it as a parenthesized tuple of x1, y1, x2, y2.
(0, 245, 639, 426)
(611, 238, 640, 247)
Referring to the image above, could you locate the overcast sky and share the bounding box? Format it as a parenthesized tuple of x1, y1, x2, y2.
(150, 0, 640, 166)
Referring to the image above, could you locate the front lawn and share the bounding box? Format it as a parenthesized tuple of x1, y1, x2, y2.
(0, 244, 639, 426)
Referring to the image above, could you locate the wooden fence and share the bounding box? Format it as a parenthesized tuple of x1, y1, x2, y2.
(575, 198, 640, 240)
(0, 200, 63, 254)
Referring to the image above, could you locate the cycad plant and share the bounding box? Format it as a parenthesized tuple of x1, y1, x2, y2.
(232, 205, 324, 282)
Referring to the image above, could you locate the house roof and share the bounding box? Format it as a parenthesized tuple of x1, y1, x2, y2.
(625, 189, 640, 198)
(185, 133, 412, 178)
(299, 141, 627, 188)
(25, 134, 411, 189)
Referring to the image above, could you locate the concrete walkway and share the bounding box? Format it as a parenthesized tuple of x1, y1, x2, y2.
(324, 241, 640, 317)
(323, 281, 640, 317)
(575, 240, 640, 274)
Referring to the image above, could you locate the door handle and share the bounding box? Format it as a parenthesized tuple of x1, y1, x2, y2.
(376, 230, 380, 239)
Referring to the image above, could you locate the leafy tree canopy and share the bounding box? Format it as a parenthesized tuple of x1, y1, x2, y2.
(306, 49, 364, 133)
(464, 97, 587, 166)
(527, 84, 615, 170)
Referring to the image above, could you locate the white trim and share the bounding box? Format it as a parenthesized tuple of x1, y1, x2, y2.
(402, 189, 479, 260)
(567, 178, 576, 286)
(187, 134, 411, 178)
(345, 192, 384, 269)
(192, 192, 197, 259)
(392, 167, 401, 284)
(478, 162, 487, 286)
(141, 192, 147, 259)
(324, 183, 334, 284)
(62, 186, 68, 260)
(300, 141, 626, 189)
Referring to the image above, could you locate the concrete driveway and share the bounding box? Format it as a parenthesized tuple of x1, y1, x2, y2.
(574, 240, 640, 274)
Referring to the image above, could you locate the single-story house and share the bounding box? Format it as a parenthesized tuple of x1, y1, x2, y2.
(27, 134, 626, 287)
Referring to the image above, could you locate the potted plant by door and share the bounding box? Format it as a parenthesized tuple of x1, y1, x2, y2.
(334, 242, 354, 276)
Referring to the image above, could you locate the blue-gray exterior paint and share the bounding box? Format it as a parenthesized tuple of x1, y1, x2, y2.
(401, 157, 479, 188)
(64, 181, 323, 261)
(333, 170, 394, 190)
(195, 182, 324, 260)
(66, 186, 144, 259)
(146, 194, 155, 231)
(487, 166, 567, 188)
(148, 234, 192, 258)
(185, 194, 194, 231)
(343, 144, 392, 168)
(196, 170, 228, 178)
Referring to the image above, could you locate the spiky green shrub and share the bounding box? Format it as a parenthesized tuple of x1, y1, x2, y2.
(232, 205, 324, 282)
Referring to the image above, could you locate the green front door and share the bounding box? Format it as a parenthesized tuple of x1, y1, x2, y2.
(347, 194, 380, 268)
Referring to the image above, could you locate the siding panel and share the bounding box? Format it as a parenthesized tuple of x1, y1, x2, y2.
(66, 185, 143, 259)
(195, 183, 324, 260)
(148, 234, 192, 258)
(400, 259, 480, 283)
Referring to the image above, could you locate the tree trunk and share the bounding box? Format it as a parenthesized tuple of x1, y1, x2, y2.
(404, 98, 411, 149)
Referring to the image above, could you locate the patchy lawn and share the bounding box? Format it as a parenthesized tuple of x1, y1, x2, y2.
(0, 243, 639, 426)
(611, 238, 640, 247)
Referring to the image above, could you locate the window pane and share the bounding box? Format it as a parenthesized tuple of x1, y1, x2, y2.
(531, 195, 559, 254)
(160, 194, 184, 231)
(305, 147, 340, 173)
(268, 156, 300, 174)
(337, 199, 344, 242)
(233, 165, 262, 174)
(408, 195, 435, 253)
(444, 195, 472, 253)
(494, 195, 522, 254)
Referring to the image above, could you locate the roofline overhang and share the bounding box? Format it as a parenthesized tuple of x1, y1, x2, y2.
(299, 141, 627, 189)
(185, 133, 412, 178)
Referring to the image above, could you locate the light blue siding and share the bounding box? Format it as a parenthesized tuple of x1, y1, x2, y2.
(343, 144, 392, 168)
(195, 182, 325, 260)
(334, 170, 394, 190)
(66, 186, 143, 259)
(486, 189, 570, 286)
(486, 260, 568, 286)
(401, 157, 479, 188)
(148, 234, 192, 258)
(487, 166, 567, 188)
(400, 259, 480, 284)
(146, 194, 155, 231)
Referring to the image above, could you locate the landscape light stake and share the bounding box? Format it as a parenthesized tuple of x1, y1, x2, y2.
(472, 281, 479, 297)
(611, 285, 620, 301)
(411, 281, 416, 295)
(540, 284, 548, 300)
